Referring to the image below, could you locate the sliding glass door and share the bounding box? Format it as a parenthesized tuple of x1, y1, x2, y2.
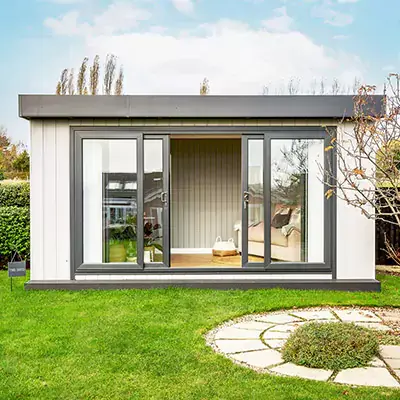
(242, 135, 266, 268)
(143, 136, 170, 268)
(74, 131, 170, 273)
(242, 130, 334, 273)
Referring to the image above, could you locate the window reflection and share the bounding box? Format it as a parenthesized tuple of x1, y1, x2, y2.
(143, 140, 164, 263)
(82, 139, 137, 264)
(270, 139, 324, 263)
(247, 140, 264, 262)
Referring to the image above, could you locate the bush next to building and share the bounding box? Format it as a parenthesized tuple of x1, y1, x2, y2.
(0, 181, 30, 268)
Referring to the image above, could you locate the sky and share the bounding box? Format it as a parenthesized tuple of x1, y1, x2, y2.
(1, 0, 399, 144)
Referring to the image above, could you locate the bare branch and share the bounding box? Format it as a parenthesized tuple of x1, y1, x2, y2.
(60, 69, 68, 95)
(331, 78, 340, 95)
(288, 77, 300, 95)
(320, 78, 325, 95)
(68, 68, 75, 95)
(323, 76, 400, 265)
(103, 54, 117, 95)
(200, 77, 210, 95)
(114, 66, 124, 95)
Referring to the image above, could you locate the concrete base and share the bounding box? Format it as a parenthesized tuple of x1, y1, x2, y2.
(24, 279, 381, 291)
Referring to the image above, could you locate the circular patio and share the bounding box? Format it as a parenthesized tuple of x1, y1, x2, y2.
(206, 307, 400, 388)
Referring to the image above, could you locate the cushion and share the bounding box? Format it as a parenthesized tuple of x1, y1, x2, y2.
(271, 227, 288, 247)
(271, 207, 292, 228)
(248, 222, 264, 242)
(289, 207, 301, 229)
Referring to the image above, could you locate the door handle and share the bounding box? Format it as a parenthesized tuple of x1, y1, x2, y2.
(243, 191, 250, 209)
(161, 191, 168, 204)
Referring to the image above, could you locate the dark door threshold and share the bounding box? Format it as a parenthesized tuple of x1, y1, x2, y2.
(25, 279, 381, 291)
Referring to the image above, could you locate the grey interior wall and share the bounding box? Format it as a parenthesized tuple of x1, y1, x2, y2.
(171, 139, 241, 249)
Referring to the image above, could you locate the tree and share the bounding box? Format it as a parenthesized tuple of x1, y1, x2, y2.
(0, 127, 29, 180)
(55, 55, 123, 95)
(90, 55, 100, 95)
(261, 77, 362, 96)
(324, 75, 397, 261)
(103, 54, 117, 95)
(77, 57, 88, 95)
(200, 78, 210, 95)
(115, 66, 124, 96)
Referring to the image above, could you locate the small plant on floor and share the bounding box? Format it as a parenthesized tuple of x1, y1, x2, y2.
(281, 322, 379, 371)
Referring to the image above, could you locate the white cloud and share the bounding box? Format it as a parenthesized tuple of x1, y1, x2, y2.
(44, 1, 151, 36)
(262, 6, 293, 33)
(44, 11, 89, 36)
(383, 65, 396, 72)
(333, 34, 349, 40)
(313, 6, 353, 26)
(45, 0, 83, 3)
(93, 2, 151, 34)
(78, 18, 364, 95)
(171, 0, 194, 15)
(337, 0, 359, 3)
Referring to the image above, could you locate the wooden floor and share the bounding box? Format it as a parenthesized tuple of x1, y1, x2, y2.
(171, 253, 264, 268)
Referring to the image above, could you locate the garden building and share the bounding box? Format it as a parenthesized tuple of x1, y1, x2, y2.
(19, 94, 383, 290)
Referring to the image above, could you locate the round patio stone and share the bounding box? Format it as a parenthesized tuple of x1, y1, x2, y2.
(206, 307, 400, 388)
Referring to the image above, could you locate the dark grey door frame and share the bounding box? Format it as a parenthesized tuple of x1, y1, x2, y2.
(71, 130, 145, 275)
(241, 135, 265, 270)
(142, 135, 170, 270)
(71, 125, 336, 277)
(263, 129, 336, 274)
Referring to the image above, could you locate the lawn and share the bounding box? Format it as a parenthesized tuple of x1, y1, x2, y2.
(1, 273, 400, 399)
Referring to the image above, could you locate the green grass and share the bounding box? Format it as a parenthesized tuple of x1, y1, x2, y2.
(282, 322, 379, 371)
(1, 273, 400, 399)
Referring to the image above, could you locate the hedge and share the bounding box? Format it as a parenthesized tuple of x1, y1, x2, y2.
(0, 181, 30, 207)
(0, 206, 30, 267)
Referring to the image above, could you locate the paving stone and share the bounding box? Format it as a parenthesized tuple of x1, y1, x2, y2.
(265, 339, 287, 349)
(380, 345, 400, 359)
(215, 327, 261, 340)
(262, 331, 291, 340)
(369, 357, 386, 368)
(334, 367, 399, 387)
(376, 310, 400, 323)
(290, 310, 336, 321)
(385, 358, 400, 369)
(355, 322, 392, 332)
(215, 340, 266, 354)
(256, 313, 302, 324)
(232, 321, 275, 331)
(334, 309, 381, 323)
(270, 363, 333, 381)
(268, 324, 302, 333)
(231, 349, 283, 368)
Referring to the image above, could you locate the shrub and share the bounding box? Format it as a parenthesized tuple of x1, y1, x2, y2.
(0, 206, 30, 267)
(281, 322, 379, 371)
(0, 181, 30, 207)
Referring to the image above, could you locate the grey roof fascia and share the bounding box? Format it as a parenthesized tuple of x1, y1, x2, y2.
(18, 94, 384, 120)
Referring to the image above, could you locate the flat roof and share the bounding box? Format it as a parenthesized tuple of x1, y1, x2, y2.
(18, 94, 384, 119)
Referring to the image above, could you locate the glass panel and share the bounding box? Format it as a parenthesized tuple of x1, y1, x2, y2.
(144, 140, 164, 263)
(247, 139, 264, 263)
(270, 139, 324, 263)
(83, 139, 137, 263)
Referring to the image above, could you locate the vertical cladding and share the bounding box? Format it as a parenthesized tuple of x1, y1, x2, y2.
(170, 139, 241, 249)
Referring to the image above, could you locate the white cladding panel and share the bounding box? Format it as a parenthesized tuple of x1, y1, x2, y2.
(30, 120, 70, 280)
(335, 122, 375, 280)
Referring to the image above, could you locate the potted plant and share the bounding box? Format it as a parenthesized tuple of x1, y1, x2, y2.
(144, 221, 162, 262)
(108, 225, 127, 263)
(126, 241, 137, 263)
